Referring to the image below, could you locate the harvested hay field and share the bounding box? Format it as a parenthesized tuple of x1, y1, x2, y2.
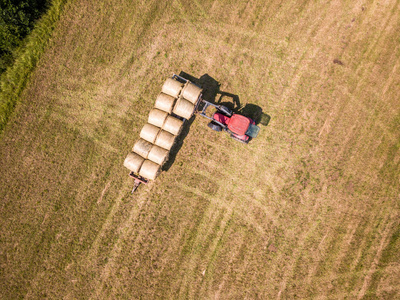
(1, 0, 399, 298)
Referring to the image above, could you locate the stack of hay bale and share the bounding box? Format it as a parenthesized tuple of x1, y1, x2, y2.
(124, 76, 202, 181)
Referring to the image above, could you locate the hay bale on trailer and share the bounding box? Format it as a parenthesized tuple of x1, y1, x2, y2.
(140, 123, 161, 144)
(148, 108, 168, 128)
(181, 82, 202, 104)
(139, 160, 160, 180)
(125, 74, 206, 191)
(124, 152, 145, 173)
(154, 93, 176, 114)
(173, 97, 195, 120)
(155, 130, 176, 150)
(132, 138, 153, 159)
(148, 145, 169, 165)
(161, 78, 183, 98)
(162, 115, 183, 135)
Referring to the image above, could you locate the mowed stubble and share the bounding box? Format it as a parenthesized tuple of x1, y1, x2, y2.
(0, 0, 399, 299)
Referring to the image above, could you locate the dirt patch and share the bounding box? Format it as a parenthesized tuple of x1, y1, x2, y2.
(333, 59, 344, 66)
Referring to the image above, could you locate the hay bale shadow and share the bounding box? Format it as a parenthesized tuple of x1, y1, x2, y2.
(162, 114, 195, 172)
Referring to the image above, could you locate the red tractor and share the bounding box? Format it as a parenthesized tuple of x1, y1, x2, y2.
(197, 100, 260, 143)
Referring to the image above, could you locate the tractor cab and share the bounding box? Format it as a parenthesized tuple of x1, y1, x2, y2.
(227, 114, 250, 135)
(214, 112, 260, 142)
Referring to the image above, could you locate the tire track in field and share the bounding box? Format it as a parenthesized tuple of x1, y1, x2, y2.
(352, 0, 400, 76)
(270, 2, 376, 297)
(357, 218, 396, 299)
(183, 147, 278, 234)
(293, 0, 400, 189)
(200, 0, 315, 71)
(275, 1, 342, 109)
(194, 0, 314, 76)
(314, 213, 377, 297)
(382, 50, 400, 97)
(93, 199, 149, 295)
(280, 0, 393, 141)
(205, 0, 304, 43)
(304, 201, 398, 298)
(174, 207, 233, 299)
(345, 0, 400, 100)
(89, 162, 218, 298)
(174, 146, 285, 298)
(330, 0, 400, 123)
(163, 157, 235, 294)
(305, 219, 360, 286)
(171, 150, 277, 298)
(272, 3, 374, 293)
(323, 2, 400, 183)
(172, 0, 202, 34)
(341, 84, 399, 146)
(280, 208, 363, 298)
(176, 170, 273, 239)
(89, 180, 157, 299)
(327, 98, 398, 166)
(282, 1, 375, 150)
(185, 131, 318, 296)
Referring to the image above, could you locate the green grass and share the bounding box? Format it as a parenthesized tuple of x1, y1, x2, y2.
(0, 0, 69, 133)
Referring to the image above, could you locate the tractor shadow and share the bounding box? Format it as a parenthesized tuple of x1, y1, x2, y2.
(239, 104, 271, 126)
(181, 72, 271, 126)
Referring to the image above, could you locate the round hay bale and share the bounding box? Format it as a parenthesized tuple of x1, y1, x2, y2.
(162, 115, 183, 135)
(132, 138, 152, 159)
(148, 108, 168, 128)
(155, 93, 176, 114)
(148, 145, 169, 165)
(123, 152, 145, 173)
(155, 130, 176, 150)
(172, 97, 195, 120)
(140, 123, 161, 144)
(181, 82, 202, 104)
(161, 78, 183, 98)
(139, 160, 160, 180)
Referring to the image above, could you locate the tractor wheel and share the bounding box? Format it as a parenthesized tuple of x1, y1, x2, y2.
(218, 105, 233, 116)
(208, 122, 222, 132)
(230, 134, 249, 144)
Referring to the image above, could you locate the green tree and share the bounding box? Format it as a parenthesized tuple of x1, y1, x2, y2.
(0, 0, 48, 72)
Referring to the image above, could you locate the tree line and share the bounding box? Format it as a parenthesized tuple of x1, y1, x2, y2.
(0, 0, 48, 74)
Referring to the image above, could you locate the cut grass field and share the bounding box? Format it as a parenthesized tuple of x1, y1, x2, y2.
(1, 0, 399, 298)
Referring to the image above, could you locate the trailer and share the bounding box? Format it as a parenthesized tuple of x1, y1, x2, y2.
(124, 74, 260, 192)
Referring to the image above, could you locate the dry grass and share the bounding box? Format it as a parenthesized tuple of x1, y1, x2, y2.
(1, 0, 399, 299)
